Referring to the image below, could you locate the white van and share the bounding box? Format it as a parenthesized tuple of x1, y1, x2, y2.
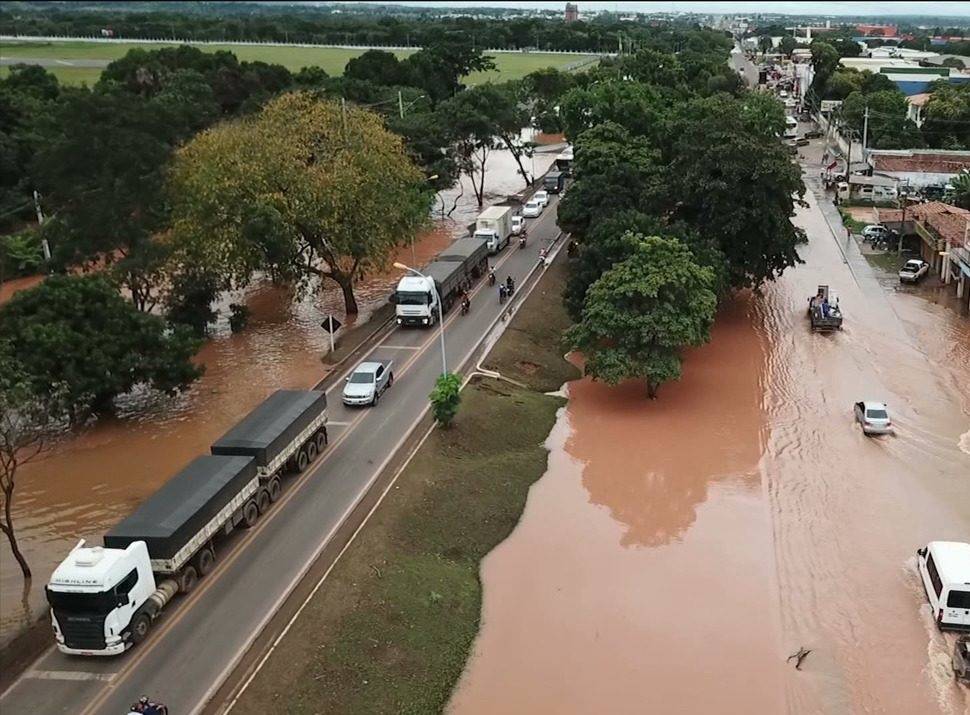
(917, 541, 970, 631)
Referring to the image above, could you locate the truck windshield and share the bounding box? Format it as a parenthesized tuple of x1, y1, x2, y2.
(397, 291, 429, 306)
(349, 373, 374, 384)
(46, 587, 116, 614)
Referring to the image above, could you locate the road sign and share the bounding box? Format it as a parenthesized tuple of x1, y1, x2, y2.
(321, 315, 342, 353)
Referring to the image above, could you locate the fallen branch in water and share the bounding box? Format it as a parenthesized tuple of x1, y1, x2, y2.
(787, 647, 812, 670)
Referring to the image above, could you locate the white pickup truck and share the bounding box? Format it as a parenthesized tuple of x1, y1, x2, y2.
(342, 361, 394, 406)
(898, 259, 929, 283)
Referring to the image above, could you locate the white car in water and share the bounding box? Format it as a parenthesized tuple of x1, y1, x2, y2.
(533, 190, 549, 207)
(522, 199, 542, 218)
(853, 401, 893, 436)
(898, 259, 929, 284)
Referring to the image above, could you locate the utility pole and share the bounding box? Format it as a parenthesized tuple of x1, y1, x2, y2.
(33, 190, 51, 262)
(399, 90, 404, 120)
(862, 105, 869, 160)
(341, 97, 347, 137)
(897, 183, 909, 255)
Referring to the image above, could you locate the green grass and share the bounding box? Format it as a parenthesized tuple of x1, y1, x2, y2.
(1, 41, 595, 85)
(232, 259, 578, 714)
(838, 208, 868, 235)
(0, 64, 103, 85)
(863, 250, 906, 274)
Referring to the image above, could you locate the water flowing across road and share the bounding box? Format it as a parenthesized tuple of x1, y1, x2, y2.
(450, 181, 969, 713)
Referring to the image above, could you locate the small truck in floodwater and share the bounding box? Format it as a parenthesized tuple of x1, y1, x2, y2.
(807, 285, 843, 331)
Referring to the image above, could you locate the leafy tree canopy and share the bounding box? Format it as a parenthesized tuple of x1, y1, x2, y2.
(168, 91, 430, 315)
(566, 234, 717, 399)
(0, 275, 202, 423)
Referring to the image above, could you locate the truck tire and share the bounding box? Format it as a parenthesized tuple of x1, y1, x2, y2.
(296, 449, 309, 473)
(305, 440, 318, 462)
(315, 430, 328, 453)
(178, 566, 198, 594)
(130, 613, 151, 645)
(268, 476, 282, 502)
(196, 547, 215, 576)
(243, 500, 260, 528)
(372, 390, 380, 406)
(257, 488, 271, 515)
(387, 373, 394, 388)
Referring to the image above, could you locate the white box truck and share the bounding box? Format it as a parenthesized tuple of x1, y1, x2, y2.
(473, 206, 513, 254)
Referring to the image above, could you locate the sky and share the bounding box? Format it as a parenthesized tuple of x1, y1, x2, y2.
(375, 1, 970, 17)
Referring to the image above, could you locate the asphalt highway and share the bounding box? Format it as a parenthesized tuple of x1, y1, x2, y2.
(0, 192, 565, 715)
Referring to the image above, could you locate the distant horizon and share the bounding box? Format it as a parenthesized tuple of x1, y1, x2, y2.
(316, 1, 970, 19)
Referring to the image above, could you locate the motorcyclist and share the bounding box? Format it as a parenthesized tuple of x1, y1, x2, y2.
(488, 267, 496, 286)
(499, 284, 507, 303)
(460, 290, 471, 314)
(130, 696, 168, 714)
(506, 275, 514, 295)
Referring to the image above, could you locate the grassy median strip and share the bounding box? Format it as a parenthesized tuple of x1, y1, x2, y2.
(233, 259, 578, 714)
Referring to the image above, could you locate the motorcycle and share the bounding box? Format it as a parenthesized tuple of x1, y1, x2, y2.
(519, 234, 527, 249)
(460, 297, 471, 315)
(488, 271, 496, 287)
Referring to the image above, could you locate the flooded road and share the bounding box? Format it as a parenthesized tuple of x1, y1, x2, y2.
(0, 142, 559, 648)
(451, 182, 969, 713)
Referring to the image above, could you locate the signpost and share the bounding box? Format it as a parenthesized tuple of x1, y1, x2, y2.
(320, 315, 342, 354)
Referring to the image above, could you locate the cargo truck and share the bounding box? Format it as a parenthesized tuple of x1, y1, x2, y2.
(543, 170, 566, 194)
(473, 205, 513, 253)
(437, 237, 489, 280)
(394, 259, 469, 327)
(45, 390, 328, 656)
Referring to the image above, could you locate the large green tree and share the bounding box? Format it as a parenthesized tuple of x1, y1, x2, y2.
(842, 89, 924, 149)
(921, 82, 970, 149)
(566, 235, 717, 399)
(563, 211, 724, 322)
(168, 91, 430, 315)
(559, 80, 664, 143)
(666, 94, 805, 289)
(557, 122, 665, 237)
(0, 275, 202, 423)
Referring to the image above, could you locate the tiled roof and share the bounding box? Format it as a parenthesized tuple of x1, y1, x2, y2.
(911, 202, 970, 248)
(872, 153, 970, 174)
(906, 93, 932, 107)
(874, 208, 904, 223)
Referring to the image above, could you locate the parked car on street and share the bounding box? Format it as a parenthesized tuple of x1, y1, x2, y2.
(342, 361, 394, 407)
(511, 215, 524, 235)
(853, 401, 892, 435)
(522, 199, 542, 218)
(898, 259, 929, 283)
(533, 190, 549, 207)
(862, 224, 889, 239)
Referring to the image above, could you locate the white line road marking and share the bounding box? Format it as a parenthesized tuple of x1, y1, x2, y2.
(378, 345, 420, 350)
(326, 421, 352, 426)
(25, 670, 116, 682)
(54, 59, 74, 66)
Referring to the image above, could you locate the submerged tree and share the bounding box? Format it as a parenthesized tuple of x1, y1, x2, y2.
(169, 92, 431, 314)
(567, 235, 716, 399)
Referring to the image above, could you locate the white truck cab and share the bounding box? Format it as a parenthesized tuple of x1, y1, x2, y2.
(918, 541, 970, 631)
(394, 274, 438, 327)
(47, 540, 158, 655)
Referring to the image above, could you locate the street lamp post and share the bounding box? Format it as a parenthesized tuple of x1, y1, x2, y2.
(394, 262, 447, 375)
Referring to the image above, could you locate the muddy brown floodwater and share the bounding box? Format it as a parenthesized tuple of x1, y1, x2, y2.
(0, 141, 560, 649)
(451, 184, 969, 714)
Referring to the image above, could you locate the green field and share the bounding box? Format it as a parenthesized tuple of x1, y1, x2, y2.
(0, 41, 595, 85)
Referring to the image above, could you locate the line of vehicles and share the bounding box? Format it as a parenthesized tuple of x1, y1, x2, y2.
(47, 390, 330, 655)
(45, 168, 570, 658)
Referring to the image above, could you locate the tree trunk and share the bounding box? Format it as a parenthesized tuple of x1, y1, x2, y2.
(332, 273, 359, 316)
(502, 135, 532, 187)
(1, 481, 31, 579)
